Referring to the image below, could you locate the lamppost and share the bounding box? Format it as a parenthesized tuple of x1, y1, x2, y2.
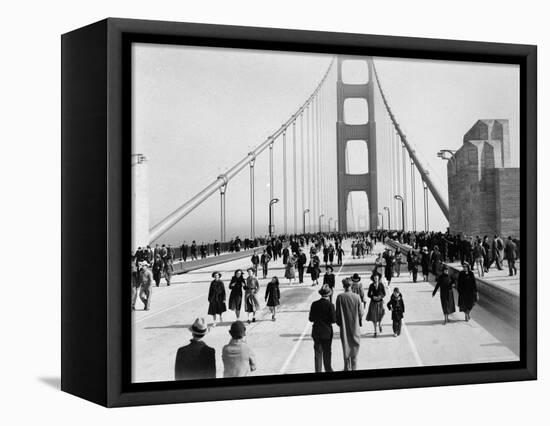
(334, 220, 338, 232)
(318, 214, 325, 233)
(378, 212, 384, 230)
(384, 206, 391, 231)
(269, 198, 279, 237)
(394, 195, 405, 232)
(217, 174, 228, 242)
(437, 149, 458, 175)
(328, 217, 333, 232)
(303, 208, 310, 234)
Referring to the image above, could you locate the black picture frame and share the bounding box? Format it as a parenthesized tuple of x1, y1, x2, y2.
(61, 17, 537, 407)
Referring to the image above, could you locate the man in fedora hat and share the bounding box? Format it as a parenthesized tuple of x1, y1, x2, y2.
(222, 321, 257, 377)
(350, 273, 366, 309)
(138, 261, 153, 311)
(175, 318, 216, 380)
(309, 284, 337, 373)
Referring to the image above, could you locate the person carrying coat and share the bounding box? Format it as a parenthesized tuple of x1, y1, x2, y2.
(244, 269, 261, 323)
(335, 278, 364, 371)
(309, 284, 336, 373)
(285, 254, 297, 284)
(228, 269, 245, 320)
(207, 271, 226, 326)
(432, 265, 456, 324)
(456, 263, 478, 321)
(386, 287, 405, 337)
(265, 276, 281, 321)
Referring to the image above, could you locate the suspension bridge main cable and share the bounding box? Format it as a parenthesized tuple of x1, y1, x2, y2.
(149, 58, 336, 243)
(371, 60, 449, 221)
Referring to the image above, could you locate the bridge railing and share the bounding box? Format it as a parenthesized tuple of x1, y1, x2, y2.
(385, 238, 519, 324)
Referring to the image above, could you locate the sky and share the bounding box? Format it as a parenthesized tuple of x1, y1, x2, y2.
(132, 43, 519, 245)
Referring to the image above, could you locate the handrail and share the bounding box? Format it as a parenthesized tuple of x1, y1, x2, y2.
(148, 58, 336, 244)
(372, 61, 449, 220)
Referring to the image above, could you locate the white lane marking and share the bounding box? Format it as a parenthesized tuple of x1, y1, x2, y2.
(134, 293, 204, 324)
(279, 248, 352, 374)
(402, 320, 424, 367)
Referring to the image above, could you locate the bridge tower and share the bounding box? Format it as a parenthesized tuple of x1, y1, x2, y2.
(336, 56, 378, 232)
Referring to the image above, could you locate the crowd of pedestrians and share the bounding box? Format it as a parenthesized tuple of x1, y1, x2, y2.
(133, 228, 518, 379)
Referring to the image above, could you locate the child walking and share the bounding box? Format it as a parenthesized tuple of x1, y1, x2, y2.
(386, 287, 405, 337)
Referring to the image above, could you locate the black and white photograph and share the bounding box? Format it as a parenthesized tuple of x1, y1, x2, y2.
(131, 45, 521, 383)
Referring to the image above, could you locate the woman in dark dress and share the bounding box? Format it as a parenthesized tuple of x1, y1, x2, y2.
(307, 250, 321, 286)
(366, 274, 386, 337)
(322, 265, 336, 304)
(432, 265, 456, 324)
(228, 269, 245, 320)
(207, 271, 226, 326)
(456, 263, 478, 321)
(265, 276, 281, 321)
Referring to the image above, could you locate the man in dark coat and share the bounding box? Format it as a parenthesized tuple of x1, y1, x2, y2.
(504, 236, 518, 276)
(309, 285, 336, 373)
(297, 249, 307, 284)
(175, 318, 216, 380)
(250, 250, 260, 276)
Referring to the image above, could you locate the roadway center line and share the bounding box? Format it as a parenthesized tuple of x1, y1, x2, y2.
(401, 320, 424, 367)
(279, 248, 352, 375)
(134, 293, 205, 324)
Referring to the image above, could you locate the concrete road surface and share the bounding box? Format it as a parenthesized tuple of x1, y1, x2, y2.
(132, 240, 519, 383)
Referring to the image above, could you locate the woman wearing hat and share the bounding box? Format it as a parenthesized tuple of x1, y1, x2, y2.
(383, 249, 395, 288)
(207, 272, 227, 326)
(222, 321, 257, 377)
(421, 246, 430, 282)
(265, 276, 281, 321)
(284, 253, 297, 285)
(244, 268, 261, 323)
(228, 269, 245, 320)
(366, 273, 386, 337)
(432, 265, 456, 324)
(307, 249, 321, 286)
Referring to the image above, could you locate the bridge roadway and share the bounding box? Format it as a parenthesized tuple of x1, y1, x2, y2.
(132, 240, 519, 383)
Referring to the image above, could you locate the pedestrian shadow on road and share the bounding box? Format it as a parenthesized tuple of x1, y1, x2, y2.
(403, 319, 451, 327)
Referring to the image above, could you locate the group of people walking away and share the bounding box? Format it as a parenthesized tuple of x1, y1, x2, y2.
(175, 317, 257, 380)
(132, 229, 497, 379)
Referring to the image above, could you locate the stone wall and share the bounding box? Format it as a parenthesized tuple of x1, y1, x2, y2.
(448, 120, 519, 238)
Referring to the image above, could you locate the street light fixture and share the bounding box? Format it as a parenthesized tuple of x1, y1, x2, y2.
(303, 208, 310, 234)
(269, 198, 279, 237)
(383, 206, 391, 231)
(394, 195, 405, 232)
(378, 212, 384, 230)
(318, 214, 325, 233)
